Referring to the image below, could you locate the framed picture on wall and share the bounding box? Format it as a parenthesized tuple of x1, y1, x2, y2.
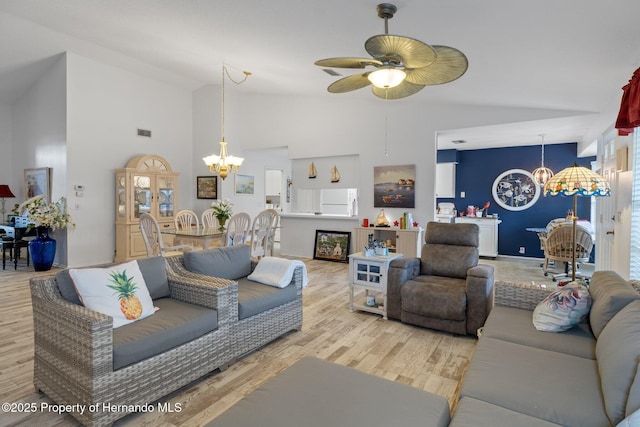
(313, 230, 351, 263)
(235, 174, 254, 195)
(24, 167, 52, 203)
(196, 176, 218, 199)
(491, 169, 540, 211)
(373, 164, 415, 208)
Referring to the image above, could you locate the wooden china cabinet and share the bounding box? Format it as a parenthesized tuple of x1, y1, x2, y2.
(115, 154, 179, 262)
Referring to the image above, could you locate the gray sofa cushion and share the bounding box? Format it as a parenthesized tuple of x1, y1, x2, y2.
(184, 245, 252, 280)
(56, 257, 169, 304)
(450, 397, 563, 427)
(595, 300, 640, 425)
(589, 270, 640, 338)
(482, 306, 596, 359)
(136, 256, 170, 299)
(112, 297, 218, 370)
(237, 277, 298, 320)
(205, 357, 450, 427)
(401, 277, 467, 321)
(460, 337, 609, 427)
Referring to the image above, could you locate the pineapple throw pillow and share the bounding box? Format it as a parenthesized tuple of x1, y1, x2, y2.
(70, 260, 155, 328)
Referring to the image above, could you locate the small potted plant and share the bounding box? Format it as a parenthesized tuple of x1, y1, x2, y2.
(211, 198, 233, 231)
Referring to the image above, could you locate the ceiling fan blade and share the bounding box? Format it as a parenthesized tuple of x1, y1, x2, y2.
(315, 57, 383, 69)
(372, 80, 425, 100)
(327, 73, 372, 93)
(405, 45, 469, 85)
(365, 35, 436, 68)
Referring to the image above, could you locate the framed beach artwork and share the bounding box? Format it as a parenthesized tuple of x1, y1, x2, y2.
(24, 167, 52, 203)
(235, 174, 255, 195)
(196, 176, 218, 199)
(373, 164, 415, 208)
(313, 230, 351, 263)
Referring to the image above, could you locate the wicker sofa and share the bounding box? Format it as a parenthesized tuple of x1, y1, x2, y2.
(451, 272, 640, 427)
(30, 249, 303, 427)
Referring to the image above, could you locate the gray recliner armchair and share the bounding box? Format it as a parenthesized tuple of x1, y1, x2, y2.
(387, 221, 494, 336)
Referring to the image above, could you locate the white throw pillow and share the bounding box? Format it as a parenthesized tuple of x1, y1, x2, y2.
(532, 283, 591, 332)
(70, 260, 155, 328)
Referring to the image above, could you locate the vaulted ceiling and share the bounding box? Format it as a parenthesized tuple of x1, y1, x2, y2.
(1, 0, 639, 154)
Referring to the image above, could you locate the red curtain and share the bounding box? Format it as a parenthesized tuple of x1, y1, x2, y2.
(616, 67, 640, 136)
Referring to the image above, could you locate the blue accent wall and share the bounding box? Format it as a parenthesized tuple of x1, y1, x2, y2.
(437, 143, 596, 258)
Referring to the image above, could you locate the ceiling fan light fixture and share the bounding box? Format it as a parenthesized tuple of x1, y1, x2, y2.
(368, 67, 406, 88)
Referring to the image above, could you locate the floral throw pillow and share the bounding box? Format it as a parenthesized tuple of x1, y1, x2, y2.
(532, 283, 592, 332)
(70, 260, 155, 328)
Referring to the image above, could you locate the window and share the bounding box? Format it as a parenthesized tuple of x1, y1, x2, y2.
(630, 129, 640, 279)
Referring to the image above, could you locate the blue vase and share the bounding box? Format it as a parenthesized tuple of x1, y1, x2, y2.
(29, 227, 57, 271)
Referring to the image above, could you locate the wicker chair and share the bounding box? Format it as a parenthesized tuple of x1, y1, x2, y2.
(30, 257, 235, 426)
(543, 223, 593, 281)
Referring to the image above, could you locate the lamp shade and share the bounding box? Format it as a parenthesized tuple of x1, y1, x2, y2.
(0, 185, 15, 198)
(368, 67, 406, 89)
(543, 164, 610, 197)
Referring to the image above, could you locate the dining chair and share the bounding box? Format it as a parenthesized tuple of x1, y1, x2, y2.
(223, 212, 251, 247)
(250, 209, 278, 258)
(201, 208, 220, 229)
(174, 209, 200, 247)
(139, 213, 193, 257)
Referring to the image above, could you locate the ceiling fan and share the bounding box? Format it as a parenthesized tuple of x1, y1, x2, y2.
(315, 3, 468, 99)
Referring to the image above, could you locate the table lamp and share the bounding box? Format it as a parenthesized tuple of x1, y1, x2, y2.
(0, 184, 16, 223)
(543, 164, 610, 281)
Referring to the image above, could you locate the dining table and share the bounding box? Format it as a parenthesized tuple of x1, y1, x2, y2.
(161, 226, 224, 249)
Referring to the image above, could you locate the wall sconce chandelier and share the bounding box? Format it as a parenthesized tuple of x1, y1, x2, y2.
(532, 134, 554, 186)
(203, 65, 251, 180)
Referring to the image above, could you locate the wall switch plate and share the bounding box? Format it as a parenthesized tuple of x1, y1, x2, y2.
(519, 247, 525, 254)
(460, 191, 465, 198)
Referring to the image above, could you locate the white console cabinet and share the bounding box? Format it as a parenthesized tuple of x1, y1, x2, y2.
(454, 217, 501, 258)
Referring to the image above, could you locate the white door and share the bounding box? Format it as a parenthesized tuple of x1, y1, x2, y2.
(596, 135, 617, 271)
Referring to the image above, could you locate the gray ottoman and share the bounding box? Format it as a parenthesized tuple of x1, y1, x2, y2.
(206, 357, 450, 427)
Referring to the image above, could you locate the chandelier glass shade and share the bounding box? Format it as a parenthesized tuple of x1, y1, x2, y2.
(368, 67, 406, 89)
(532, 134, 554, 186)
(203, 65, 249, 180)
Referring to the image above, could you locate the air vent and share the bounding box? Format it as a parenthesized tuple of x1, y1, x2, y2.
(322, 69, 342, 77)
(137, 129, 152, 138)
(451, 140, 467, 144)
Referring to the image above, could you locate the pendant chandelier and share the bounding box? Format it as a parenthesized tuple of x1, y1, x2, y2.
(203, 65, 251, 180)
(532, 134, 554, 186)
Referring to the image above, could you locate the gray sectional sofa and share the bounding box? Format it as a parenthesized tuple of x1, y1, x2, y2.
(451, 271, 640, 427)
(206, 271, 640, 427)
(29, 247, 303, 427)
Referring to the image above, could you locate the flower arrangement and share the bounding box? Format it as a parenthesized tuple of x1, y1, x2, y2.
(23, 196, 75, 232)
(211, 198, 233, 222)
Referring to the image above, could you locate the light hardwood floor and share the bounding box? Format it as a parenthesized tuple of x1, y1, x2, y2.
(0, 258, 480, 426)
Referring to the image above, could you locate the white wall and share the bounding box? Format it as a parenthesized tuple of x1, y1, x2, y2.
(0, 103, 14, 191)
(213, 91, 589, 230)
(12, 55, 68, 265)
(65, 52, 193, 266)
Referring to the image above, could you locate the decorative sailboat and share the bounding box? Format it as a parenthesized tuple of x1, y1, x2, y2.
(308, 162, 317, 179)
(331, 166, 340, 183)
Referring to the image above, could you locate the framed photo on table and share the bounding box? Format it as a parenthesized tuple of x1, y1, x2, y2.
(313, 230, 351, 263)
(24, 167, 52, 202)
(196, 176, 218, 199)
